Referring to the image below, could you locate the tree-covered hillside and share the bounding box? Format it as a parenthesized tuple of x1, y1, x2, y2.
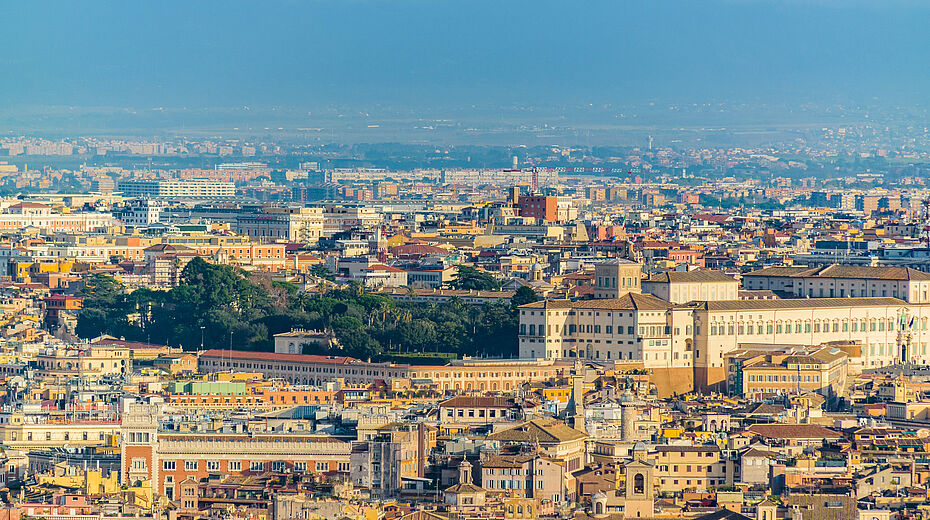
(76, 258, 537, 360)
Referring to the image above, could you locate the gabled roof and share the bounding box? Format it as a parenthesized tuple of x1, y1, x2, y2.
(488, 418, 587, 444)
(694, 297, 904, 311)
(439, 396, 517, 409)
(366, 264, 405, 273)
(144, 243, 196, 253)
(741, 446, 780, 459)
(397, 512, 449, 520)
(198, 349, 358, 365)
(693, 510, 753, 520)
(742, 266, 818, 278)
(746, 423, 842, 439)
(647, 270, 736, 284)
(744, 403, 785, 415)
(443, 482, 485, 494)
(744, 264, 930, 281)
(520, 293, 671, 311)
(390, 244, 449, 255)
(9, 202, 50, 210)
(691, 214, 733, 224)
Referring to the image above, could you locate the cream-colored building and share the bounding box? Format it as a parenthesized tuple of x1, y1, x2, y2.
(593, 259, 642, 299)
(322, 205, 382, 237)
(235, 206, 324, 243)
(691, 297, 930, 391)
(518, 294, 693, 368)
(742, 265, 930, 302)
(0, 202, 115, 233)
(642, 269, 738, 304)
(198, 350, 564, 394)
(649, 445, 729, 492)
(35, 346, 132, 380)
(0, 411, 119, 450)
(521, 293, 930, 394)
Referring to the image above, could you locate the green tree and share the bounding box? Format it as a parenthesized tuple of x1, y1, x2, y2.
(309, 265, 335, 281)
(76, 260, 527, 360)
(450, 265, 501, 291)
(511, 286, 538, 310)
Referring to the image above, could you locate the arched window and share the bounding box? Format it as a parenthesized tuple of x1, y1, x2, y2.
(634, 473, 645, 494)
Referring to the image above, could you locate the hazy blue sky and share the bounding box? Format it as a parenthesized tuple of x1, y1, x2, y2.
(2, 0, 929, 110)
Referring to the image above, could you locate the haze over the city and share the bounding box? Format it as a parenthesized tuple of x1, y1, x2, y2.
(3, 0, 930, 137)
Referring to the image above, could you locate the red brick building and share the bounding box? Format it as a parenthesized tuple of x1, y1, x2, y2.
(517, 195, 557, 222)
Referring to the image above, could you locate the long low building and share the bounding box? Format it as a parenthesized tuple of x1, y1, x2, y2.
(197, 349, 565, 393)
(520, 295, 930, 393)
(691, 297, 926, 391)
(118, 179, 236, 199)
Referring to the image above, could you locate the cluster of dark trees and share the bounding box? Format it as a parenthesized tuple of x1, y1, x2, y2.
(76, 258, 538, 361)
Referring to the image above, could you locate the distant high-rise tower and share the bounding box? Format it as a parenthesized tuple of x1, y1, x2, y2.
(648, 135, 653, 150)
(512, 155, 519, 169)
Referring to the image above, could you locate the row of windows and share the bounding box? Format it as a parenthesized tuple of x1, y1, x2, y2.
(522, 310, 636, 317)
(597, 276, 638, 288)
(485, 468, 544, 476)
(15, 431, 105, 442)
(522, 323, 638, 336)
(163, 460, 344, 472)
(660, 478, 722, 487)
(208, 359, 536, 380)
(801, 287, 915, 299)
(658, 464, 720, 472)
(708, 317, 924, 336)
(522, 323, 681, 337)
(748, 374, 820, 383)
(556, 349, 686, 362)
(869, 344, 927, 356)
(484, 479, 545, 489)
(658, 451, 716, 458)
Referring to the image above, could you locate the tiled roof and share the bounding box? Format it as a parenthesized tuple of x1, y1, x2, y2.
(439, 396, 516, 409)
(390, 244, 449, 255)
(746, 424, 842, 439)
(198, 349, 358, 364)
(520, 293, 671, 311)
(647, 270, 736, 284)
(745, 264, 930, 281)
(488, 418, 587, 443)
(696, 297, 904, 311)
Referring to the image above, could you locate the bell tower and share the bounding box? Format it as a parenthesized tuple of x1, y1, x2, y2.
(623, 459, 654, 518)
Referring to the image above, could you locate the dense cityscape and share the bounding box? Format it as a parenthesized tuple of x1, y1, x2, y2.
(0, 126, 926, 520)
(6, 1, 930, 520)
